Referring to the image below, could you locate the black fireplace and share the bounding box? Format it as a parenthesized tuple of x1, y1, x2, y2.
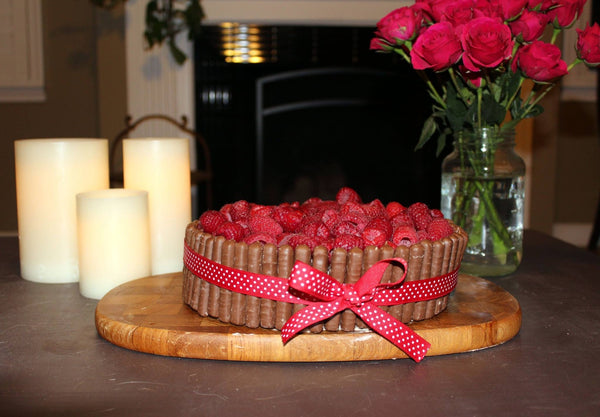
(194, 24, 447, 209)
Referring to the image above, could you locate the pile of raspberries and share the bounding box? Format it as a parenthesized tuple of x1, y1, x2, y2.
(198, 187, 455, 251)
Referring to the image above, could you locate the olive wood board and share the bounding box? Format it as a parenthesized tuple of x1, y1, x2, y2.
(95, 273, 521, 362)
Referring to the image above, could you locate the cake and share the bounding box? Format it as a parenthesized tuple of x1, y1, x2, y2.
(182, 187, 468, 334)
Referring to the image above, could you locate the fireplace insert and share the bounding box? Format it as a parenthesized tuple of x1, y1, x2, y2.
(194, 24, 447, 209)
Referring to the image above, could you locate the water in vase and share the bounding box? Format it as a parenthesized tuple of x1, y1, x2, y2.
(441, 172, 525, 277)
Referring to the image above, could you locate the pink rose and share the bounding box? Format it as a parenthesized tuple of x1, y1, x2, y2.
(461, 17, 514, 72)
(441, 0, 485, 28)
(473, 0, 503, 19)
(497, 0, 529, 20)
(547, 0, 587, 28)
(576, 23, 600, 66)
(375, 6, 424, 43)
(420, 0, 458, 22)
(509, 9, 550, 41)
(511, 40, 568, 82)
(459, 64, 483, 87)
(410, 22, 463, 71)
(370, 37, 389, 51)
(527, 0, 554, 11)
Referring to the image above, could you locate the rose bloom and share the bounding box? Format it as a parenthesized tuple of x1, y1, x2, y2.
(497, 0, 529, 21)
(418, 0, 458, 22)
(472, 0, 503, 19)
(511, 40, 568, 82)
(410, 22, 463, 71)
(375, 6, 424, 43)
(461, 17, 514, 72)
(441, 0, 484, 28)
(509, 9, 550, 41)
(527, 0, 555, 11)
(576, 23, 600, 66)
(547, 0, 587, 28)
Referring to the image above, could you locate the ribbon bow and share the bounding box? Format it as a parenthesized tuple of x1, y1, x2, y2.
(183, 242, 458, 362)
(282, 259, 431, 362)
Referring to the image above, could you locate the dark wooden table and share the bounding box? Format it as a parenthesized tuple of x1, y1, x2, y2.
(1, 231, 599, 416)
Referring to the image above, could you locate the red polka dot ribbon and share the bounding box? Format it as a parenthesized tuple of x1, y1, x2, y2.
(184, 241, 459, 362)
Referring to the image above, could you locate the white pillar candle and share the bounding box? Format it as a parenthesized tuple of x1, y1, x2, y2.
(123, 138, 191, 274)
(76, 189, 151, 299)
(14, 138, 109, 283)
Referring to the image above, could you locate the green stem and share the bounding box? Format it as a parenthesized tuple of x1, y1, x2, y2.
(550, 28, 561, 44)
(392, 47, 412, 64)
(453, 130, 519, 265)
(477, 88, 483, 129)
(504, 76, 525, 115)
(448, 67, 470, 106)
(567, 57, 582, 72)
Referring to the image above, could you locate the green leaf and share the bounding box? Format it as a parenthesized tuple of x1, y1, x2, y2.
(510, 96, 524, 119)
(415, 114, 438, 150)
(436, 131, 448, 156)
(525, 104, 544, 119)
(168, 39, 188, 65)
(481, 92, 506, 126)
(445, 83, 468, 131)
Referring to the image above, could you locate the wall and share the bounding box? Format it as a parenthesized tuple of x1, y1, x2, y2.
(0, 0, 126, 232)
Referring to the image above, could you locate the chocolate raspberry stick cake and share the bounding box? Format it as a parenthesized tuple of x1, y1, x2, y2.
(183, 187, 467, 341)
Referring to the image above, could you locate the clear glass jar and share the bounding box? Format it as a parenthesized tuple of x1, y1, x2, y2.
(441, 127, 525, 277)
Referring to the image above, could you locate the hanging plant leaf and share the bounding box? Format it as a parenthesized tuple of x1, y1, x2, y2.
(91, 0, 204, 65)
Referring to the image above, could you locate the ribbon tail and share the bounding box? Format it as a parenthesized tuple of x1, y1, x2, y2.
(354, 303, 431, 362)
(281, 301, 346, 343)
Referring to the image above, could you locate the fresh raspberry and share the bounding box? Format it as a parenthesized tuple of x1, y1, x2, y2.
(301, 221, 331, 240)
(219, 203, 233, 221)
(362, 227, 388, 247)
(427, 218, 454, 241)
(362, 199, 386, 219)
(333, 220, 362, 237)
(198, 210, 227, 233)
(286, 234, 318, 250)
(336, 187, 362, 205)
(274, 206, 305, 232)
(321, 209, 340, 230)
(230, 200, 251, 221)
(316, 237, 335, 252)
(391, 224, 418, 247)
(417, 230, 429, 242)
(430, 209, 444, 219)
(277, 233, 294, 246)
(333, 234, 364, 251)
(408, 202, 433, 231)
(302, 197, 323, 208)
(365, 217, 392, 238)
(248, 215, 283, 237)
(249, 203, 274, 218)
(234, 218, 249, 231)
(390, 212, 413, 229)
(386, 201, 407, 218)
(340, 201, 365, 217)
(244, 232, 277, 245)
(338, 212, 368, 230)
(215, 221, 246, 241)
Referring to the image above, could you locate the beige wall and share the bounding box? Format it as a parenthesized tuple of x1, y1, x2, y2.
(0, 1, 598, 242)
(0, 0, 126, 232)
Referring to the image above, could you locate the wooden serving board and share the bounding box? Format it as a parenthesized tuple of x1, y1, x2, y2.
(95, 273, 521, 362)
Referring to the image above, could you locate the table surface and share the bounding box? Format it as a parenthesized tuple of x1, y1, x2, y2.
(1, 231, 599, 417)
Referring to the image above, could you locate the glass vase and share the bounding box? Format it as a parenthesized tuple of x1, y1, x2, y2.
(441, 127, 525, 277)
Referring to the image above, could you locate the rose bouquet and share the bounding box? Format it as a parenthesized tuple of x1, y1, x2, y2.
(371, 0, 600, 275)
